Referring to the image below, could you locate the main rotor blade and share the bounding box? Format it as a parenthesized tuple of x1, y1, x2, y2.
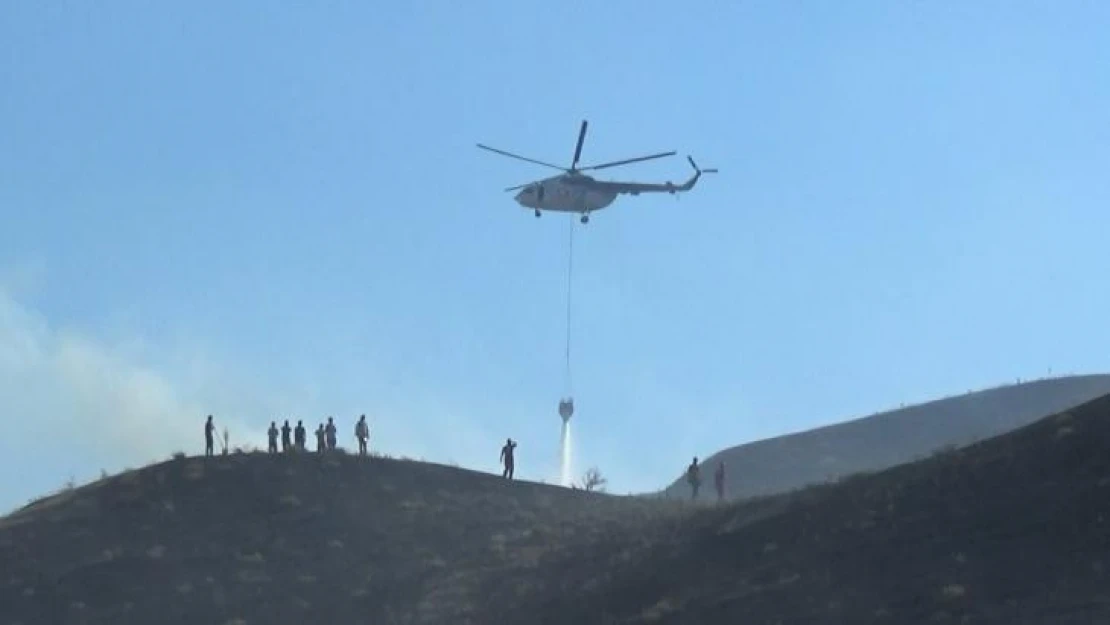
(571, 120, 588, 170)
(579, 150, 677, 171)
(476, 144, 566, 171)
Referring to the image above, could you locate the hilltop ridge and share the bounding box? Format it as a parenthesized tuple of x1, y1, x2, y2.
(0, 450, 682, 625)
(2, 386, 1110, 623)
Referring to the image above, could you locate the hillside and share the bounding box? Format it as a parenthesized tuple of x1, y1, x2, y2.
(3, 390, 1110, 624)
(537, 388, 1110, 624)
(0, 451, 687, 625)
(661, 373, 1110, 500)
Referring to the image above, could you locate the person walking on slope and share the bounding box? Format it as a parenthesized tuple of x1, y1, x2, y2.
(686, 457, 701, 500)
(714, 461, 726, 502)
(325, 417, 337, 451)
(355, 415, 370, 456)
(500, 438, 517, 479)
(281, 420, 292, 453)
(294, 420, 306, 451)
(267, 421, 279, 454)
(315, 423, 326, 453)
(204, 415, 215, 457)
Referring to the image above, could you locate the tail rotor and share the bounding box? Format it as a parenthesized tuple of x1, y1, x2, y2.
(687, 156, 718, 175)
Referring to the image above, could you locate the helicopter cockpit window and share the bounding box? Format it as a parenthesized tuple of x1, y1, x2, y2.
(522, 187, 535, 194)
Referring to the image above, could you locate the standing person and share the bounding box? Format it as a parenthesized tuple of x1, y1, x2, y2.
(325, 417, 337, 451)
(686, 457, 701, 500)
(714, 461, 726, 502)
(355, 415, 369, 456)
(281, 420, 292, 453)
(500, 438, 517, 479)
(267, 422, 279, 454)
(204, 415, 215, 457)
(315, 423, 326, 453)
(294, 420, 306, 451)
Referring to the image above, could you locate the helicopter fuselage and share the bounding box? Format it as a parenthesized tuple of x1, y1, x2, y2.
(480, 120, 714, 222)
(513, 174, 618, 213)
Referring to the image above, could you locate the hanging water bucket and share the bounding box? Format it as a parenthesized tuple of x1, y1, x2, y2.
(558, 398, 574, 420)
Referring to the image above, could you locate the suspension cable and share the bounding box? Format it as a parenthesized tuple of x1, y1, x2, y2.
(564, 215, 574, 396)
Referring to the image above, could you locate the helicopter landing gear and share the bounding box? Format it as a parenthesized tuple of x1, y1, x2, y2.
(580, 213, 590, 224)
(535, 209, 541, 218)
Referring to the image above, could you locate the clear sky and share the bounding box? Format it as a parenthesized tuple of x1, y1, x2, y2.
(2, 2, 1109, 512)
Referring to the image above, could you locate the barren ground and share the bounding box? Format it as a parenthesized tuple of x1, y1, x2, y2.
(3, 392, 1109, 624)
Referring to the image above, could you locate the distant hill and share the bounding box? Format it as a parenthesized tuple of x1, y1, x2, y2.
(659, 374, 1110, 500)
(546, 386, 1110, 623)
(3, 388, 1110, 623)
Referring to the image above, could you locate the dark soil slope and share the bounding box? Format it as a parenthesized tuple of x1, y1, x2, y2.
(524, 391, 1110, 625)
(0, 453, 680, 625)
(3, 391, 1110, 624)
(661, 373, 1110, 500)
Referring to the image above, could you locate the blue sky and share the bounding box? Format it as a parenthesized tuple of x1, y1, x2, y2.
(2, 2, 1109, 511)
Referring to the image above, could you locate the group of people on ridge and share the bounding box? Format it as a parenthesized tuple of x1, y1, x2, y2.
(201, 414, 371, 457)
(686, 456, 727, 502)
(266, 415, 371, 455)
(205, 415, 725, 502)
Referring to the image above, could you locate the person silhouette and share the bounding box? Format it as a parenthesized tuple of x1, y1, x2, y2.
(281, 420, 292, 452)
(204, 415, 215, 457)
(325, 417, 337, 451)
(500, 438, 517, 479)
(686, 457, 701, 500)
(294, 420, 306, 451)
(355, 415, 369, 456)
(267, 421, 278, 454)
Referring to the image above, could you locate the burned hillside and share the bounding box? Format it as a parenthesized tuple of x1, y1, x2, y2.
(3, 391, 1110, 624)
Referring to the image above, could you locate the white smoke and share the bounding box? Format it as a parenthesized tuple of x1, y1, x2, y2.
(0, 279, 509, 512)
(0, 285, 266, 510)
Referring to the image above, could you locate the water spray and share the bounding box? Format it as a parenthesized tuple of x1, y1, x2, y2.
(559, 398, 574, 485)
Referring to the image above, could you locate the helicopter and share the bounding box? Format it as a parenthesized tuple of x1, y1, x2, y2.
(477, 120, 717, 223)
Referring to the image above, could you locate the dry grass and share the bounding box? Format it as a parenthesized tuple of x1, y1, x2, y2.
(3, 393, 1110, 624)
